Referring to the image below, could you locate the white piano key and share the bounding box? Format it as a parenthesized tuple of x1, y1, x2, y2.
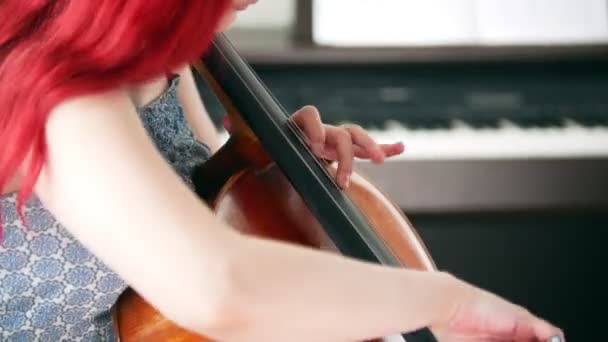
(363, 119, 608, 160)
(217, 119, 608, 160)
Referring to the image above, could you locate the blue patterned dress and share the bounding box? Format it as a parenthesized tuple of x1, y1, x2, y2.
(0, 75, 212, 341)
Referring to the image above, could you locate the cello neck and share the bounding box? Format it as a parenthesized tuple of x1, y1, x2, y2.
(194, 33, 438, 342)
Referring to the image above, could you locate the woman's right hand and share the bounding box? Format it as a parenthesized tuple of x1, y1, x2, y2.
(432, 275, 565, 341)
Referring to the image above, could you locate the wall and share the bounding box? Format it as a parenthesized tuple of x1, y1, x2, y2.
(232, 0, 296, 29)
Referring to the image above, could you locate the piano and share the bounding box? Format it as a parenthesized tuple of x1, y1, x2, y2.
(196, 29, 608, 213)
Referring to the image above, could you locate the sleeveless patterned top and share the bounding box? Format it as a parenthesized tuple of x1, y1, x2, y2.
(0, 75, 212, 341)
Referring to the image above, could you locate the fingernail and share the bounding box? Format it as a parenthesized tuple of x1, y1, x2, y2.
(345, 175, 350, 188)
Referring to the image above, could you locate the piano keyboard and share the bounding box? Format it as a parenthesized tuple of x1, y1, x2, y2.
(218, 119, 608, 160)
(215, 121, 608, 212)
(197, 57, 608, 212)
(364, 119, 608, 160)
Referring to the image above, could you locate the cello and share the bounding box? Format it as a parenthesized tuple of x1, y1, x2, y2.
(113, 33, 438, 341)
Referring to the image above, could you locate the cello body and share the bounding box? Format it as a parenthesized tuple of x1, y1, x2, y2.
(114, 137, 436, 341)
(113, 34, 438, 341)
(115, 137, 435, 342)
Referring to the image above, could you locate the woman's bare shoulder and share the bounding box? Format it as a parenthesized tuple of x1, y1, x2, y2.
(50, 86, 134, 118)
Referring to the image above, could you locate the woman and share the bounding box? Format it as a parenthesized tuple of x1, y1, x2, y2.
(0, 1, 564, 341)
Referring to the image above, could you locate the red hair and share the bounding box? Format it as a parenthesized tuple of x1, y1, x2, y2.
(0, 0, 230, 236)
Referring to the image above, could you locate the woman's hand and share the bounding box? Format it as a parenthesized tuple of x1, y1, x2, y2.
(224, 105, 404, 188)
(434, 276, 565, 342)
(291, 106, 404, 188)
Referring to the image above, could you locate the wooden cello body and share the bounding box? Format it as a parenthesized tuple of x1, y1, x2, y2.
(113, 34, 438, 341)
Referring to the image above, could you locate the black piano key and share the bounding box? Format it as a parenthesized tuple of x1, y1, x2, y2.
(571, 104, 608, 127)
(467, 116, 501, 128)
(209, 61, 608, 135)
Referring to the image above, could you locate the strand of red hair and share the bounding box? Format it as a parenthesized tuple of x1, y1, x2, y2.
(0, 0, 231, 239)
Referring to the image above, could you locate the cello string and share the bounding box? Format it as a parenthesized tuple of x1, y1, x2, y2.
(285, 118, 342, 189)
(211, 33, 343, 191)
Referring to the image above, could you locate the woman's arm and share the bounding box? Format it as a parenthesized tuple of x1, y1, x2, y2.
(33, 86, 454, 340)
(176, 65, 223, 153)
(35, 88, 238, 329)
(33, 87, 561, 342)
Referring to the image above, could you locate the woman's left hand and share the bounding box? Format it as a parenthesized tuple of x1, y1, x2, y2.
(290, 106, 404, 188)
(223, 105, 404, 188)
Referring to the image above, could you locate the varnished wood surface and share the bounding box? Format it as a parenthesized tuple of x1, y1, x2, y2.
(355, 158, 608, 213)
(114, 289, 213, 342)
(225, 29, 608, 65)
(115, 156, 436, 341)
